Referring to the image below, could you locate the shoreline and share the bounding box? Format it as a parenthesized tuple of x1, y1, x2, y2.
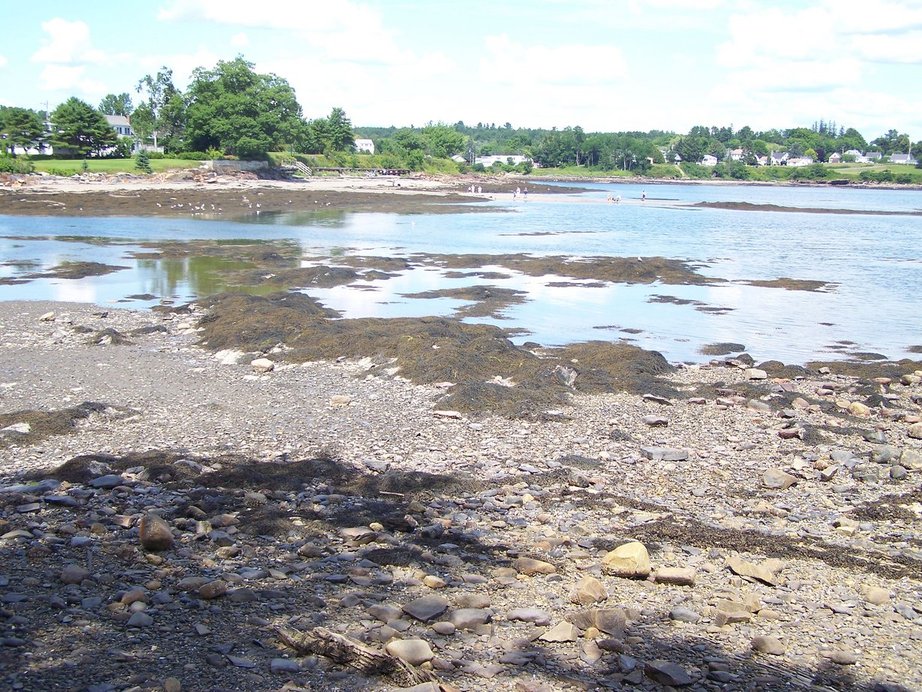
(0, 298, 920, 691)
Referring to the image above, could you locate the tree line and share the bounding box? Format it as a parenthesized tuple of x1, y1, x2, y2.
(1, 54, 918, 174)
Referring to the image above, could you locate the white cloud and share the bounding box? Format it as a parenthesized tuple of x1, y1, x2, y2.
(480, 34, 628, 87)
(0, 55, 7, 69)
(159, 0, 381, 35)
(138, 47, 221, 86)
(851, 30, 922, 63)
(32, 18, 106, 65)
(230, 32, 249, 48)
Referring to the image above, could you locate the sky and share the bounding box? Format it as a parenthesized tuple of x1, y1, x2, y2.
(1, 0, 921, 142)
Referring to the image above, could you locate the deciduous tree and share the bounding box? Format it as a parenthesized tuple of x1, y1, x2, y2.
(184, 56, 302, 158)
(99, 93, 133, 116)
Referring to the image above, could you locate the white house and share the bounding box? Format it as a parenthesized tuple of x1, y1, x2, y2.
(354, 138, 375, 154)
(889, 153, 917, 165)
(475, 154, 531, 167)
(769, 152, 789, 166)
(827, 152, 841, 164)
(728, 148, 744, 161)
(700, 154, 718, 166)
(105, 115, 133, 138)
(844, 149, 866, 163)
(787, 156, 815, 167)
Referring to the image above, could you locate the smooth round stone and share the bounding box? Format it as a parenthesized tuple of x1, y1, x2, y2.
(385, 638, 434, 665)
(752, 635, 785, 655)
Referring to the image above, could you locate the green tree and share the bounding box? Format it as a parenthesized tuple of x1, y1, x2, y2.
(135, 148, 152, 174)
(421, 123, 464, 158)
(0, 106, 47, 155)
(50, 97, 117, 157)
(136, 67, 186, 152)
(326, 108, 355, 151)
(184, 56, 302, 157)
(98, 93, 133, 116)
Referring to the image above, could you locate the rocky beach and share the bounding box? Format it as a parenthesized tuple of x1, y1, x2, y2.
(0, 173, 921, 692)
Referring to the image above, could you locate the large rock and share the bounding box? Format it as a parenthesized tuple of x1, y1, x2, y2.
(569, 576, 608, 605)
(385, 639, 434, 665)
(139, 512, 174, 552)
(602, 541, 650, 578)
(908, 422, 922, 439)
(566, 608, 627, 636)
(762, 468, 797, 490)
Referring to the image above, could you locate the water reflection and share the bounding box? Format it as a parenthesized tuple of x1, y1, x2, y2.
(1, 181, 921, 364)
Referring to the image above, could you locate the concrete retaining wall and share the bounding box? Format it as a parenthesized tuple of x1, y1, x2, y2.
(201, 160, 269, 173)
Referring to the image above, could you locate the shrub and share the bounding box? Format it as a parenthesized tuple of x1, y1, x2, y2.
(0, 155, 35, 174)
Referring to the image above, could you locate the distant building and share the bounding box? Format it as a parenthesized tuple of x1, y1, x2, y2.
(105, 114, 133, 138)
(769, 152, 789, 166)
(889, 153, 917, 165)
(865, 151, 882, 162)
(787, 156, 815, 167)
(827, 152, 842, 164)
(354, 138, 375, 154)
(700, 154, 718, 166)
(475, 154, 531, 167)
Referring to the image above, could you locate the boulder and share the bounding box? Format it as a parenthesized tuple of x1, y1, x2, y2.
(602, 541, 650, 578)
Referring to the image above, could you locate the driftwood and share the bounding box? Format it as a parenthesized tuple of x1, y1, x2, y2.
(275, 625, 441, 688)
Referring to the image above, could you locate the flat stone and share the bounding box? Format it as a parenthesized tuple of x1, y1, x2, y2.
(641, 447, 688, 461)
(507, 607, 552, 626)
(602, 541, 650, 578)
(270, 658, 300, 673)
(385, 638, 434, 665)
(402, 595, 449, 622)
(126, 611, 154, 627)
(642, 415, 669, 427)
(448, 608, 491, 630)
(751, 635, 785, 655)
(512, 557, 556, 575)
(824, 650, 858, 665)
(745, 368, 768, 380)
(669, 606, 700, 623)
(654, 567, 696, 586)
(646, 659, 693, 686)
(60, 564, 90, 584)
(198, 580, 227, 600)
(762, 468, 797, 490)
(89, 474, 124, 489)
(908, 422, 922, 439)
(539, 621, 579, 642)
(227, 655, 256, 668)
(726, 555, 781, 585)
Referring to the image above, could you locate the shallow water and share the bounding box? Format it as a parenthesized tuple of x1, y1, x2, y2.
(1, 182, 920, 364)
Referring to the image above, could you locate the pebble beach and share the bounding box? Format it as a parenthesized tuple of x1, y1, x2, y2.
(0, 296, 920, 691)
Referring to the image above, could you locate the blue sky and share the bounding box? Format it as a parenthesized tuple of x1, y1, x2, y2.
(2, 0, 921, 142)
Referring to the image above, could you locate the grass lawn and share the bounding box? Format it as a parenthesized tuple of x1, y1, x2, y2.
(32, 158, 202, 175)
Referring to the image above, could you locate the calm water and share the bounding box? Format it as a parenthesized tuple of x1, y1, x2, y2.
(1, 182, 920, 364)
